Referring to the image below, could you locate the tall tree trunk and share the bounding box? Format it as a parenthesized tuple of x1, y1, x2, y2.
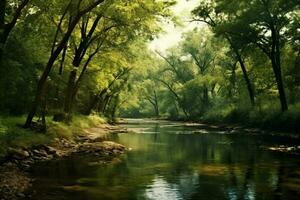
(0, 0, 5, 28)
(102, 95, 111, 114)
(109, 95, 119, 121)
(24, 56, 58, 128)
(154, 91, 159, 117)
(85, 94, 99, 115)
(238, 56, 255, 106)
(203, 85, 209, 107)
(24, 23, 78, 127)
(97, 97, 105, 113)
(86, 89, 107, 115)
(146, 90, 160, 117)
(154, 105, 159, 117)
(271, 28, 288, 111)
(197, 19, 255, 106)
(228, 63, 237, 101)
(24, 0, 105, 128)
(272, 61, 288, 111)
(233, 47, 255, 106)
(59, 44, 67, 75)
(64, 69, 77, 121)
(225, 36, 255, 106)
(63, 36, 100, 120)
(148, 98, 159, 117)
(0, 0, 30, 59)
(158, 79, 188, 118)
(40, 93, 47, 132)
(67, 52, 95, 114)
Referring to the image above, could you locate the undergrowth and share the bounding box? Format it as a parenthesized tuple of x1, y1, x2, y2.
(0, 115, 106, 158)
(201, 103, 300, 131)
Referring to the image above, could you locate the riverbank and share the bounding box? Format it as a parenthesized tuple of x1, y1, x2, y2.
(155, 104, 300, 137)
(0, 115, 127, 200)
(199, 104, 300, 134)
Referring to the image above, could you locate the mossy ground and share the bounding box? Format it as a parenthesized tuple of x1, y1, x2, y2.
(0, 115, 107, 158)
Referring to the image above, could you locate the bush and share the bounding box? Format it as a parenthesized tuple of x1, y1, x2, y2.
(201, 102, 300, 132)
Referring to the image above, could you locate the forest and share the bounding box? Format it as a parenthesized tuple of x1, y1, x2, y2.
(0, 0, 299, 129)
(0, 0, 300, 199)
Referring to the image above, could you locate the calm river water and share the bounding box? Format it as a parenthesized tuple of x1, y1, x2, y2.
(31, 119, 300, 200)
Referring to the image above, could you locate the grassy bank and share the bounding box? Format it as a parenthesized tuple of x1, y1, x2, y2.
(0, 115, 106, 158)
(201, 103, 300, 133)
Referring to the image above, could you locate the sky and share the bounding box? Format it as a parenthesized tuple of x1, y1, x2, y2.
(148, 0, 201, 53)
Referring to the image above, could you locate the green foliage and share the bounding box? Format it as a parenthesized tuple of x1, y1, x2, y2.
(121, 1, 300, 132)
(0, 0, 176, 124)
(0, 39, 39, 114)
(0, 0, 299, 135)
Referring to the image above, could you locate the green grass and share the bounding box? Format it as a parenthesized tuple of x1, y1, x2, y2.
(201, 103, 300, 132)
(47, 115, 106, 139)
(0, 116, 48, 157)
(0, 115, 107, 158)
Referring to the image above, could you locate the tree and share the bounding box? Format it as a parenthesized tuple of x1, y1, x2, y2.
(62, 14, 115, 121)
(85, 66, 131, 116)
(192, 1, 256, 106)
(140, 80, 160, 117)
(156, 49, 197, 118)
(24, 0, 106, 128)
(0, 0, 30, 59)
(181, 29, 217, 110)
(212, 0, 300, 111)
(58, 0, 175, 121)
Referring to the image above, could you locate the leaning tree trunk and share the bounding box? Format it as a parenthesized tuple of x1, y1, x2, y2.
(239, 59, 255, 106)
(271, 28, 288, 111)
(272, 62, 288, 111)
(24, 0, 106, 128)
(101, 95, 111, 115)
(24, 55, 58, 128)
(0, 1, 5, 28)
(226, 36, 255, 106)
(0, 0, 30, 60)
(63, 69, 77, 121)
(271, 53, 288, 111)
(64, 53, 94, 119)
(234, 49, 255, 106)
(85, 94, 99, 115)
(109, 95, 120, 122)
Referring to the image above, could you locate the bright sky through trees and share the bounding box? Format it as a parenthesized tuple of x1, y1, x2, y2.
(148, 0, 200, 53)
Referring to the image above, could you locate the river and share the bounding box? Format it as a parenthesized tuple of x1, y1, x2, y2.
(30, 119, 300, 200)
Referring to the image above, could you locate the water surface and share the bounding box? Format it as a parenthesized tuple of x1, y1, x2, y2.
(31, 119, 300, 200)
